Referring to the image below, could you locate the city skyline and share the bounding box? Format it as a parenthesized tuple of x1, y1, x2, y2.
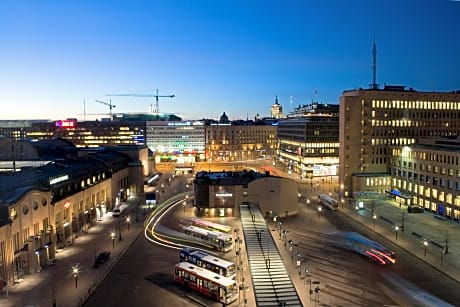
(1, 0, 460, 121)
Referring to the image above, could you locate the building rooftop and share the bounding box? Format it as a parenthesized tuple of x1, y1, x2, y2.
(194, 170, 270, 185)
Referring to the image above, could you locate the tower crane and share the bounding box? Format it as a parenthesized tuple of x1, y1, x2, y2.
(95, 99, 116, 119)
(107, 89, 175, 113)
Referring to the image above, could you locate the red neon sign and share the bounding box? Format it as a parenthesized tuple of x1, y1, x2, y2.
(55, 119, 77, 129)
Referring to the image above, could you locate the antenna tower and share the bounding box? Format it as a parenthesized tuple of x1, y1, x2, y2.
(370, 36, 379, 90)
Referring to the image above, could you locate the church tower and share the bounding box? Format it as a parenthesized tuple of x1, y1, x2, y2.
(270, 95, 283, 119)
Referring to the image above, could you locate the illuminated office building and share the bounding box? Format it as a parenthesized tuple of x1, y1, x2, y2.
(277, 103, 339, 180)
(339, 86, 460, 198)
(0, 118, 147, 147)
(390, 137, 460, 219)
(206, 115, 278, 162)
(146, 120, 206, 164)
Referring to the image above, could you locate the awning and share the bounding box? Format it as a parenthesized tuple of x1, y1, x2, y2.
(385, 190, 412, 199)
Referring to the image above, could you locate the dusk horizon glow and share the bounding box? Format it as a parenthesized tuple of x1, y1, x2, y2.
(1, 0, 460, 121)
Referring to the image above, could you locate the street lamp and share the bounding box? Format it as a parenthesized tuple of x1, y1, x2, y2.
(296, 253, 301, 276)
(282, 229, 288, 246)
(71, 263, 80, 288)
(373, 214, 377, 228)
(423, 240, 428, 257)
(110, 230, 116, 248)
(305, 269, 312, 299)
(395, 225, 399, 240)
(318, 206, 322, 219)
(126, 215, 131, 232)
(182, 200, 186, 213)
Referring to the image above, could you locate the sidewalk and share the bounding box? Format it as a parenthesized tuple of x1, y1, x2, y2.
(1, 196, 145, 307)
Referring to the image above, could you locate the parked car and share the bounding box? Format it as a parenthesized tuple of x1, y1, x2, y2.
(112, 203, 128, 217)
(94, 251, 111, 267)
(407, 205, 424, 213)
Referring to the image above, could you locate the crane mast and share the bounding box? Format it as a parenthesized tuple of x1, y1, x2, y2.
(95, 99, 116, 119)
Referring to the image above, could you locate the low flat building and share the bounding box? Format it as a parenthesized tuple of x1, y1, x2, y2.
(193, 170, 297, 218)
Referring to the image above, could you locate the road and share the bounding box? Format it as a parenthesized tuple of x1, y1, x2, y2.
(289, 196, 460, 306)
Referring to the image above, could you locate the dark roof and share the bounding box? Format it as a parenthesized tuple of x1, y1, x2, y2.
(194, 170, 268, 185)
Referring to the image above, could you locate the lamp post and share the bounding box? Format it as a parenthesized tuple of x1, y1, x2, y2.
(305, 269, 312, 300)
(126, 216, 131, 232)
(289, 240, 294, 263)
(71, 263, 80, 288)
(423, 240, 428, 257)
(318, 206, 322, 220)
(282, 229, 287, 247)
(182, 200, 186, 213)
(296, 253, 301, 276)
(110, 230, 116, 248)
(373, 214, 377, 228)
(395, 225, 399, 240)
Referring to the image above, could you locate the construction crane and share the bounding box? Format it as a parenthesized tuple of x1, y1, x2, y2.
(95, 99, 116, 119)
(107, 89, 175, 113)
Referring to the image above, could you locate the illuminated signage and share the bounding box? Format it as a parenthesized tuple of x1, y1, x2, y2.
(216, 193, 233, 197)
(313, 165, 337, 177)
(49, 174, 69, 185)
(55, 119, 77, 129)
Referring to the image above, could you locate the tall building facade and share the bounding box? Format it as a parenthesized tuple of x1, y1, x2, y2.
(146, 120, 206, 164)
(339, 86, 460, 198)
(277, 103, 339, 180)
(389, 137, 460, 219)
(206, 118, 278, 162)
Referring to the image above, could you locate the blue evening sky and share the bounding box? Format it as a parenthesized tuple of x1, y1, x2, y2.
(1, 0, 459, 121)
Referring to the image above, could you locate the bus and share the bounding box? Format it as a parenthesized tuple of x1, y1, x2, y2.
(183, 225, 233, 252)
(180, 248, 236, 279)
(187, 217, 232, 233)
(319, 194, 339, 211)
(337, 231, 396, 265)
(145, 173, 161, 186)
(174, 262, 238, 305)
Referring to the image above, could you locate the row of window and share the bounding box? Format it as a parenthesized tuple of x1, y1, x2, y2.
(371, 99, 460, 110)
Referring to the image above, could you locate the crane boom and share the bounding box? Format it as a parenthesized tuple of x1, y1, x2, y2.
(95, 99, 116, 119)
(107, 89, 174, 113)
